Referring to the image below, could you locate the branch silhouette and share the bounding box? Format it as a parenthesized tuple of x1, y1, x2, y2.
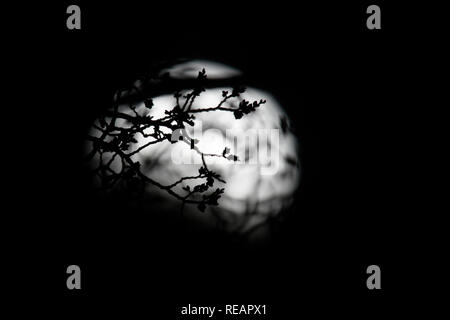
(86, 69, 266, 213)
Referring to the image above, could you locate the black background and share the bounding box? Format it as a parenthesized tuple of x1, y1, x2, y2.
(7, 0, 438, 318)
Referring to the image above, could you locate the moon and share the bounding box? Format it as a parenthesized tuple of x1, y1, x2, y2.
(87, 60, 300, 238)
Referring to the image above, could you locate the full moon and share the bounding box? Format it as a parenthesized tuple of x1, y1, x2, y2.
(86, 60, 300, 238)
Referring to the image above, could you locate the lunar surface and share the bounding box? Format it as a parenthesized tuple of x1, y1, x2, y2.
(87, 60, 300, 237)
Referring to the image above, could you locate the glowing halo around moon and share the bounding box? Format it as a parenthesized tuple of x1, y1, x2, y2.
(87, 60, 300, 238)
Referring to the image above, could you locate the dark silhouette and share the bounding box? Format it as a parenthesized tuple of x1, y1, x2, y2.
(86, 69, 266, 214)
